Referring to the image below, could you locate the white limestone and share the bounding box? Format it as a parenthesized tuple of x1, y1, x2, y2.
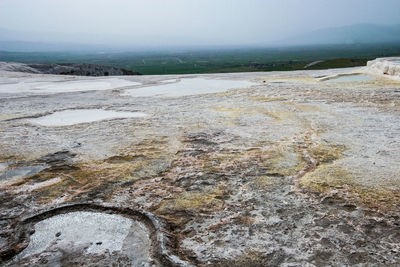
(123, 77, 257, 97)
(0, 78, 141, 94)
(363, 57, 400, 80)
(28, 109, 147, 126)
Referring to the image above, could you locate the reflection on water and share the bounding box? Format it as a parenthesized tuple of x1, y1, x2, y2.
(326, 75, 374, 82)
(123, 77, 256, 97)
(0, 165, 48, 180)
(15, 211, 152, 266)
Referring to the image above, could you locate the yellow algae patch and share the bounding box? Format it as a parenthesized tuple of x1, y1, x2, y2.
(36, 179, 71, 201)
(264, 149, 307, 177)
(301, 164, 400, 211)
(307, 144, 346, 164)
(157, 184, 226, 213)
(356, 187, 400, 210)
(301, 165, 353, 192)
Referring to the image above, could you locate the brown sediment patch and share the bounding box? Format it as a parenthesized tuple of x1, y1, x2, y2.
(14, 155, 172, 203)
(196, 143, 308, 180)
(105, 129, 398, 264)
(111, 132, 315, 224)
(7, 137, 179, 203)
(0, 154, 24, 165)
(210, 249, 286, 267)
(13, 177, 63, 193)
(34, 159, 166, 202)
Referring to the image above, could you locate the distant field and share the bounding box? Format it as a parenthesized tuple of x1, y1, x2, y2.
(1, 44, 399, 75)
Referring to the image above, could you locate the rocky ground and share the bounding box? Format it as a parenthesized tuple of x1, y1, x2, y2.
(0, 60, 399, 266)
(0, 62, 141, 76)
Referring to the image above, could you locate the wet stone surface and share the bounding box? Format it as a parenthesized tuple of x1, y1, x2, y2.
(27, 109, 147, 126)
(10, 212, 156, 267)
(0, 165, 48, 180)
(0, 65, 399, 266)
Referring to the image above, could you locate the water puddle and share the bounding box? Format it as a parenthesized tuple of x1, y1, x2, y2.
(0, 165, 48, 180)
(27, 109, 147, 126)
(391, 61, 400, 64)
(14, 211, 153, 266)
(0, 162, 9, 173)
(123, 77, 256, 97)
(0, 78, 141, 94)
(325, 74, 374, 83)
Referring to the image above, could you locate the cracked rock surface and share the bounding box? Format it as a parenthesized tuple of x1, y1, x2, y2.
(0, 64, 399, 266)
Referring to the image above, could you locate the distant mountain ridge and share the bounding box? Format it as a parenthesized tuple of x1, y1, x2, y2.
(0, 24, 400, 52)
(278, 24, 400, 45)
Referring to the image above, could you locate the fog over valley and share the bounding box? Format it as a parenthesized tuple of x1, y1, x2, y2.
(0, 0, 399, 50)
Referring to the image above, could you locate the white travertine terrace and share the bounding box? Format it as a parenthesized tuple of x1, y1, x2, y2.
(363, 57, 400, 80)
(1, 58, 400, 266)
(0, 78, 141, 94)
(27, 109, 147, 126)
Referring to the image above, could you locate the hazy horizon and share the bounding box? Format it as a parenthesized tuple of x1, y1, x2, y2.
(1, 0, 400, 48)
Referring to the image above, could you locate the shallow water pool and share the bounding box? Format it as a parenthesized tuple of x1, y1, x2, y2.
(0, 165, 48, 180)
(15, 211, 152, 265)
(28, 109, 147, 126)
(123, 77, 256, 97)
(0, 78, 141, 94)
(326, 75, 374, 82)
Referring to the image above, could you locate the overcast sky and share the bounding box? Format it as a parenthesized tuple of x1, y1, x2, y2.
(1, 0, 400, 46)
